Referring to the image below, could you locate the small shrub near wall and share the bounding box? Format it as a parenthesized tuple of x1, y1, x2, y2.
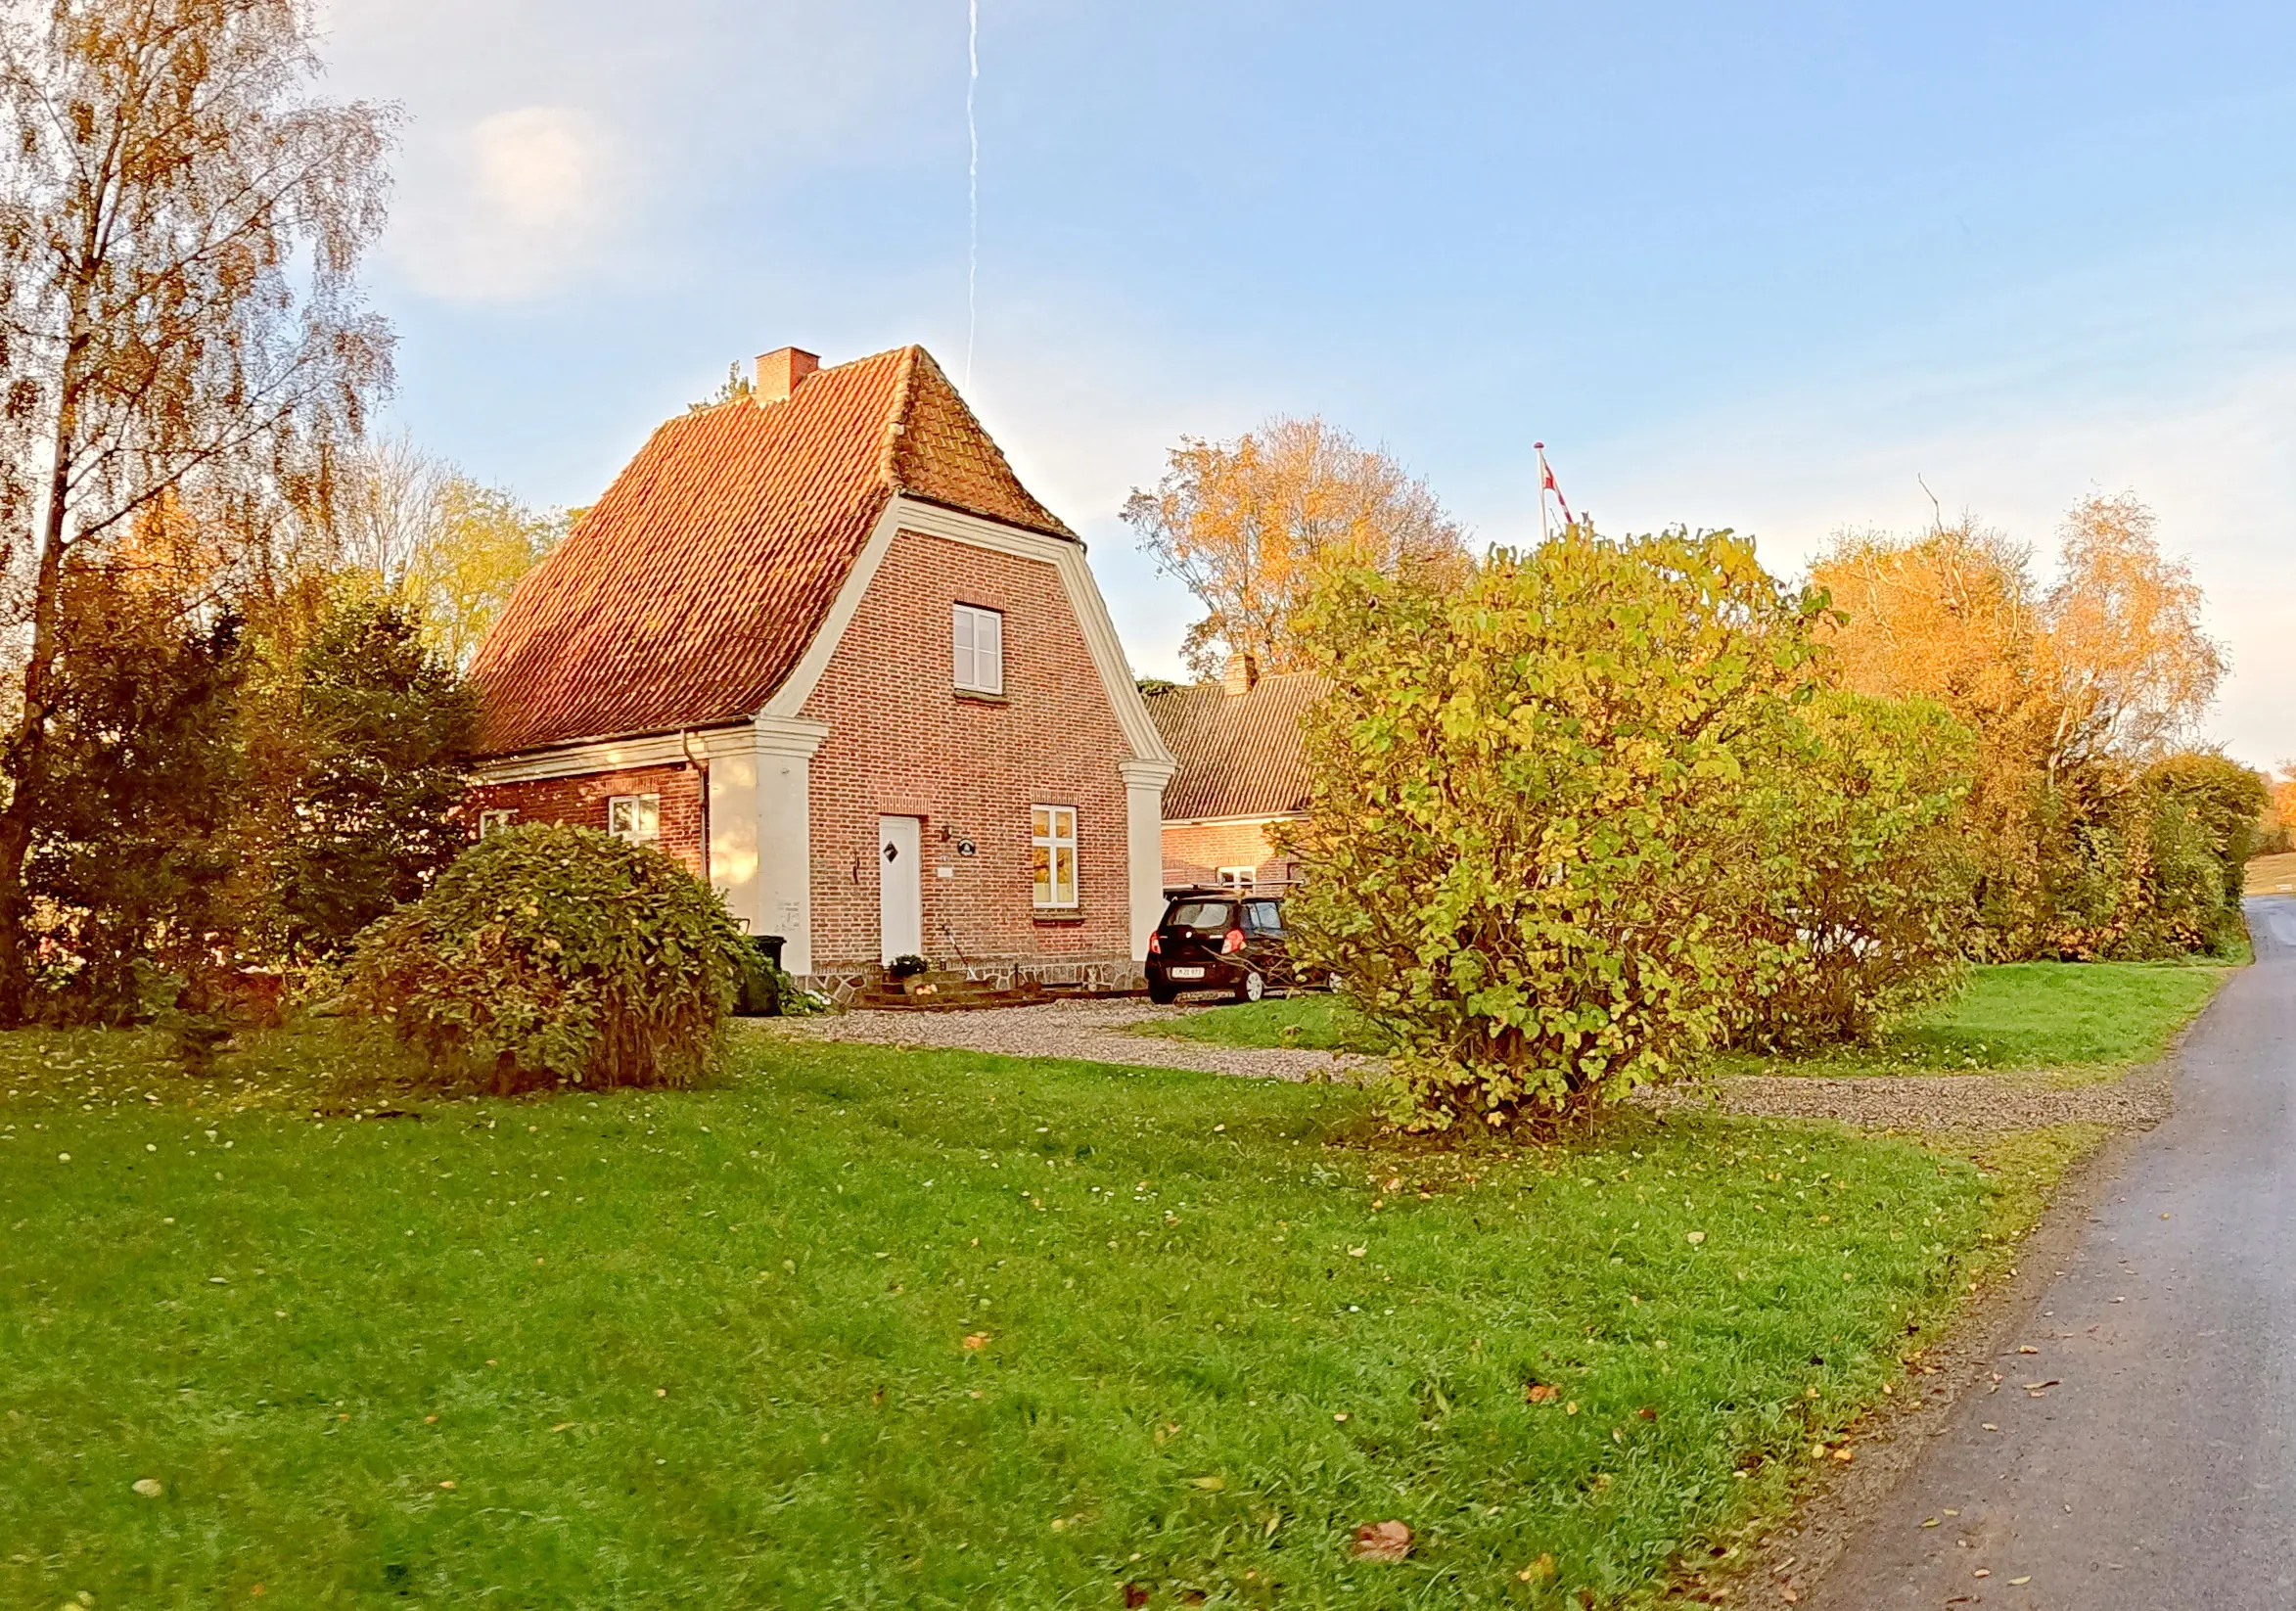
(346, 824, 747, 1093)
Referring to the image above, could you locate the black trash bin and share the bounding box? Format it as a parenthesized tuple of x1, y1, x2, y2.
(741, 934, 790, 1016)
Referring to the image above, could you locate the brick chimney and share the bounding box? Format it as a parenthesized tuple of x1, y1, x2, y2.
(1222, 651, 1260, 696)
(754, 346, 820, 405)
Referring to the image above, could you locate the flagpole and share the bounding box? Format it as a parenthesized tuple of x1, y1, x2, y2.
(1536, 441, 1548, 545)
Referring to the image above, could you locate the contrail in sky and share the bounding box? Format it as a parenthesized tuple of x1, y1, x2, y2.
(966, 0, 979, 388)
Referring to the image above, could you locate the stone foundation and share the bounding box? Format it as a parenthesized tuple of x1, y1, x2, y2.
(806, 956, 1145, 1007)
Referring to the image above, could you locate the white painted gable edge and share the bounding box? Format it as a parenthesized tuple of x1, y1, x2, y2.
(758, 493, 1176, 768)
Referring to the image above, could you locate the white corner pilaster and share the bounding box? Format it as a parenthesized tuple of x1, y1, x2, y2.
(706, 714, 831, 976)
(1119, 758, 1178, 961)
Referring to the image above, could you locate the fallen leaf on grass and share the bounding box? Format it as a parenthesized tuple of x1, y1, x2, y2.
(1188, 1475, 1224, 1492)
(1518, 1553, 1556, 1582)
(1687, 1231, 1707, 1245)
(1831, 1446, 1855, 1462)
(1351, 1520, 1412, 1562)
(1526, 1383, 1559, 1404)
(962, 1333, 989, 1351)
(131, 1478, 162, 1497)
(1122, 1586, 1149, 1609)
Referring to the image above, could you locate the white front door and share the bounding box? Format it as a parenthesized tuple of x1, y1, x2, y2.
(878, 815, 923, 964)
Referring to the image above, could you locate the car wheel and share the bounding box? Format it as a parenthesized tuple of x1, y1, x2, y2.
(1235, 971, 1265, 1004)
(1147, 980, 1178, 1005)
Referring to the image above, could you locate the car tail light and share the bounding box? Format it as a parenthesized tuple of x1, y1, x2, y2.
(1220, 928, 1245, 954)
(1148, 931, 1162, 955)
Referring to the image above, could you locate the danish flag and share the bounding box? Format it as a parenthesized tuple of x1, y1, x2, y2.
(1535, 441, 1574, 527)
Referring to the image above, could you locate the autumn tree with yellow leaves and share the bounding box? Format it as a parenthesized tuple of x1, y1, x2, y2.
(332, 435, 566, 669)
(1123, 416, 1465, 679)
(1810, 492, 2252, 957)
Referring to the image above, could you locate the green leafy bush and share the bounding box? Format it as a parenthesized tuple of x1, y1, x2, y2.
(1281, 527, 1827, 1132)
(345, 825, 746, 1092)
(2020, 752, 2267, 960)
(1737, 690, 1977, 1050)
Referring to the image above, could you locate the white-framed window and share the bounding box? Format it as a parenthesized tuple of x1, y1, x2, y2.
(1031, 805, 1078, 908)
(1217, 865, 1256, 890)
(953, 603, 1004, 695)
(607, 794, 661, 847)
(478, 808, 517, 838)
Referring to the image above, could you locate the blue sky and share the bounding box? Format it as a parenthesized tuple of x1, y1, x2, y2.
(325, 1, 2296, 766)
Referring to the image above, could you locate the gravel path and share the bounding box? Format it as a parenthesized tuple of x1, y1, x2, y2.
(1641, 1065, 2173, 1134)
(796, 995, 1382, 1083)
(795, 997, 2175, 1134)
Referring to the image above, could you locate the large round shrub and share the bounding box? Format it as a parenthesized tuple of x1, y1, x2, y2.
(346, 824, 747, 1092)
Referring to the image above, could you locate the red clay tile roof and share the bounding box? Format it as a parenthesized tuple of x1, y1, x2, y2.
(1146, 671, 1325, 821)
(469, 345, 1076, 757)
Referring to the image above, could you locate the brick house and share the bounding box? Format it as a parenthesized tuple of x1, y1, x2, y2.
(1144, 659, 1322, 891)
(466, 344, 1177, 995)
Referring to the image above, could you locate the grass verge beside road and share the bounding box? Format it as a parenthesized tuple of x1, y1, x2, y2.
(5, 1027, 2053, 1608)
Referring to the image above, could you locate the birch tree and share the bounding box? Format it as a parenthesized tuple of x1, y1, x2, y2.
(0, 0, 393, 1020)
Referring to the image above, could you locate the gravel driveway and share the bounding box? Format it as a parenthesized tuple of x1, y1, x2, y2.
(794, 997, 2174, 1135)
(795, 994, 1381, 1083)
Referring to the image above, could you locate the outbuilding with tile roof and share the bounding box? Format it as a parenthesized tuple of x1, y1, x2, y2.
(467, 345, 1176, 991)
(1144, 660, 1323, 892)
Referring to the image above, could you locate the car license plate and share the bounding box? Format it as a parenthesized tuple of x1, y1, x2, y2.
(1168, 966, 1206, 980)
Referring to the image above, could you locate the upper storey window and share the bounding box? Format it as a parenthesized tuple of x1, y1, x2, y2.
(953, 603, 1004, 695)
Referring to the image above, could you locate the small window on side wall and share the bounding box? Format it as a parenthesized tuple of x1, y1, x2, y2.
(953, 603, 1004, 695)
(1217, 866, 1255, 890)
(478, 808, 517, 838)
(1031, 805, 1078, 908)
(607, 794, 660, 847)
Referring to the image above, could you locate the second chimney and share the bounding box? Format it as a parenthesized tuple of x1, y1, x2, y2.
(754, 346, 820, 405)
(1222, 651, 1260, 696)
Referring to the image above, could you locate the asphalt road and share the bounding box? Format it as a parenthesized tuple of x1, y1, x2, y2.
(1810, 897, 2296, 1610)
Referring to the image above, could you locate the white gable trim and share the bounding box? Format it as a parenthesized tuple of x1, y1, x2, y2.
(757, 498, 908, 724)
(789, 495, 1174, 764)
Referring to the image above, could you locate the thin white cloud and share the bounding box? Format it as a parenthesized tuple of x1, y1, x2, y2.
(387, 106, 627, 303)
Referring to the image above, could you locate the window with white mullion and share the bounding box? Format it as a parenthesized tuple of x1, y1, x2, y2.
(1031, 805, 1078, 908)
(607, 794, 660, 847)
(953, 603, 1004, 694)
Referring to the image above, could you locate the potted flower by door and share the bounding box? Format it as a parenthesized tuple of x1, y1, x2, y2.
(887, 953, 933, 997)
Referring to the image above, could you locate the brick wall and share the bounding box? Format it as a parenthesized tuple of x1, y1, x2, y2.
(466, 763, 708, 880)
(800, 528, 1134, 976)
(1161, 816, 1304, 890)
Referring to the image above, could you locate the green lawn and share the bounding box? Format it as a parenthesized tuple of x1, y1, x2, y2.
(1715, 958, 2238, 1082)
(1167, 958, 2237, 1082)
(0, 1026, 2054, 1608)
(1135, 991, 1384, 1053)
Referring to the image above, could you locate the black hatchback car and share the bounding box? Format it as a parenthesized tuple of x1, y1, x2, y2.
(1145, 890, 1302, 1003)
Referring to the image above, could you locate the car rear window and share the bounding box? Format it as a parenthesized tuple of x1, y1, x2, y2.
(1165, 899, 1236, 933)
